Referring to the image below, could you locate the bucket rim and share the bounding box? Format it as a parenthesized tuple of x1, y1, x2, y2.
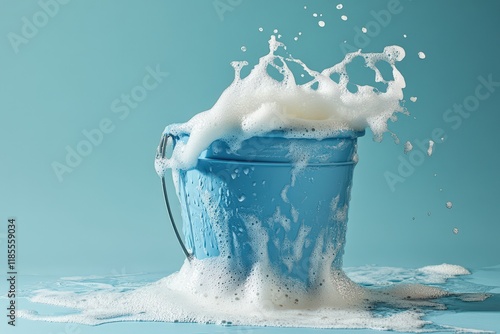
(195, 157, 358, 166)
(164, 124, 365, 140)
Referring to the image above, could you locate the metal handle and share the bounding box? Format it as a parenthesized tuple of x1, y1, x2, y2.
(157, 132, 193, 261)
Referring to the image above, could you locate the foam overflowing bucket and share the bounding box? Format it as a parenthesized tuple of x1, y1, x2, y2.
(156, 125, 364, 287)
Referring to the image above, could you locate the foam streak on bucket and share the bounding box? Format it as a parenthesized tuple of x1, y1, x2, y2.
(164, 128, 364, 287)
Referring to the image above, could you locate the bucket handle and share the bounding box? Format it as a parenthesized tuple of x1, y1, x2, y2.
(156, 132, 193, 261)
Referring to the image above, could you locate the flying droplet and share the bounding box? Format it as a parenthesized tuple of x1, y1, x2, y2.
(313, 13, 318, 17)
(403, 34, 407, 38)
(273, 29, 278, 33)
(294, 37, 298, 41)
(404, 141, 413, 154)
(427, 140, 434, 156)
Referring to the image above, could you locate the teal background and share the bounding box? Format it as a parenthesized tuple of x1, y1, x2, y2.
(0, 0, 499, 327)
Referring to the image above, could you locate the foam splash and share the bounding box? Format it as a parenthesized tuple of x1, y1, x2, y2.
(156, 36, 406, 173)
(19, 263, 492, 332)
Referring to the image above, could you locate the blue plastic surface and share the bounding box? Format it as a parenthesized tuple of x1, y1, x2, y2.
(166, 128, 364, 285)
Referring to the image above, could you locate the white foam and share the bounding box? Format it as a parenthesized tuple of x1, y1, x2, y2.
(404, 141, 413, 154)
(427, 140, 434, 156)
(419, 263, 471, 277)
(156, 36, 406, 173)
(21, 262, 488, 332)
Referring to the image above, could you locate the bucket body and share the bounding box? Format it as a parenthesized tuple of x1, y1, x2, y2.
(168, 129, 363, 286)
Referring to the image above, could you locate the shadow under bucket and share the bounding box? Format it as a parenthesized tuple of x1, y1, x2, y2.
(156, 126, 364, 287)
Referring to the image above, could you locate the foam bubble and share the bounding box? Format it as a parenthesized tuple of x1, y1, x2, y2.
(410, 96, 417, 102)
(341, 15, 348, 21)
(156, 37, 407, 173)
(318, 20, 325, 27)
(336, 4, 343, 9)
(418, 51, 426, 59)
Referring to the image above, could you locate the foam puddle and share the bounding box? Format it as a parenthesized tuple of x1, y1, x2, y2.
(19, 263, 492, 332)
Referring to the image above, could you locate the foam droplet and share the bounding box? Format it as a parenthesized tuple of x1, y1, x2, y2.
(427, 140, 434, 156)
(446, 201, 453, 209)
(341, 15, 348, 21)
(404, 141, 413, 154)
(318, 20, 326, 27)
(298, 32, 302, 35)
(418, 51, 426, 59)
(294, 37, 299, 41)
(410, 96, 417, 102)
(336, 4, 343, 9)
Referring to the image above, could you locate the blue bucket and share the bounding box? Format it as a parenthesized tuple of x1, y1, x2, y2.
(156, 125, 364, 287)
